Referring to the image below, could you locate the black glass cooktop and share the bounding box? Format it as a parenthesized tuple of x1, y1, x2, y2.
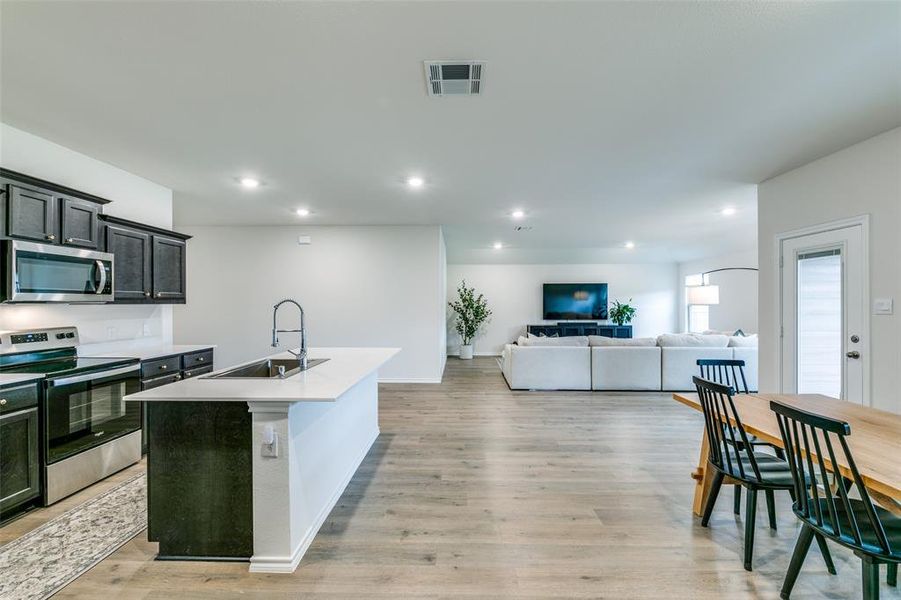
(0, 355, 139, 378)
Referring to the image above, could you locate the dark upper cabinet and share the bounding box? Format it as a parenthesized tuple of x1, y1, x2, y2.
(8, 184, 58, 243)
(152, 235, 186, 302)
(60, 196, 101, 249)
(1, 170, 108, 247)
(105, 224, 152, 300)
(100, 215, 190, 305)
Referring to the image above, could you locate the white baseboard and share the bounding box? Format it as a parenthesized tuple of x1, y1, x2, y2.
(446, 352, 501, 357)
(249, 427, 380, 573)
(378, 377, 443, 384)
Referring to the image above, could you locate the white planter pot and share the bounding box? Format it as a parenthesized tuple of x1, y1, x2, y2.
(459, 345, 474, 360)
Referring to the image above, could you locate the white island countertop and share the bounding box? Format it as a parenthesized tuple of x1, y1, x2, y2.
(125, 347, 399, 403)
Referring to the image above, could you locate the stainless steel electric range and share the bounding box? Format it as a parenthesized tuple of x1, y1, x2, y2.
(0, 327, 141, 504)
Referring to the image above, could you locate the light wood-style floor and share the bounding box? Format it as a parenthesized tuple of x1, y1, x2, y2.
(4, 358, 898, 599)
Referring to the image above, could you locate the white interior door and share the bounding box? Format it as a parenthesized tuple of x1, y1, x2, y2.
(780, 223, 867, 403)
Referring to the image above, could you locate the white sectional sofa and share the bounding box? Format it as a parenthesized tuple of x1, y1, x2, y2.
(502, 332, 758, 392)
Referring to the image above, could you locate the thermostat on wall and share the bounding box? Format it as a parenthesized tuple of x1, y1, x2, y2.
(873, 298, 893, 315)
(298, 236, 311, 245)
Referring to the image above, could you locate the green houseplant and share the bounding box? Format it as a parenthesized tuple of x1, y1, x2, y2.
(448, 280, 492, 359)
(609, 298, 637, 326)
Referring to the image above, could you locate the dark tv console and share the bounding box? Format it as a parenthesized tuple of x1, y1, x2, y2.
(527, 323, 632, 338)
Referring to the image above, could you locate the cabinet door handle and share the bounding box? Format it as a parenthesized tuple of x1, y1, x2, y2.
(174, 374, 182, 381)
(155, 292, 162, 298)
(159, 364, 168, 371)
(197, 357, 205, 362)
(144, 291, 151, 297)
(46, 234, 56, 241)
(65, 237, 75, 243)
(0, 399, 7, 406)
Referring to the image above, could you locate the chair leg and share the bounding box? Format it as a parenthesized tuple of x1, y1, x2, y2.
(701, 470, 725, 527)
(814, 533, 837, 575)
(744, 488, 758, 571)
(780, 524, 814, 600)
(765, 489, 777, 530)
(775, 447, 785, 460)
(861, 555, 880, 600)
(734, 485, 742, 515)
(888, 562, 897, 587)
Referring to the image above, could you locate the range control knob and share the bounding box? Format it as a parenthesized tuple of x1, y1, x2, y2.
(56, 333, 66, 339)
(66, 332, 75, 338)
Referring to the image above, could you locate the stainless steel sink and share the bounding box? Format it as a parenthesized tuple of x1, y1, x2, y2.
(204, 357, 328, 379)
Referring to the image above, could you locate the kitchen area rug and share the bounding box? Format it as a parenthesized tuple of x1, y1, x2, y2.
(0, 473, 146, 600)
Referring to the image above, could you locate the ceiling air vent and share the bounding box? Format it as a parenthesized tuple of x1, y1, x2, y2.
(424, 61, 485, 97)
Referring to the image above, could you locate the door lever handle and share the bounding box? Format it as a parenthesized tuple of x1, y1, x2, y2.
(846, 351, 860, 359)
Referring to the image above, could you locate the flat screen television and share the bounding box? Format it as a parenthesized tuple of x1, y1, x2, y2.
(543, 283, 608, 320)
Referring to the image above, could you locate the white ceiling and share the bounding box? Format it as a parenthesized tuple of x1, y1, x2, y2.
(1, 1, 899, 264)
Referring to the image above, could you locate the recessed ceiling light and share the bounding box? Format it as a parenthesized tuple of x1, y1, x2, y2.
(511, 209, 525, 219)
(721, 207, 737, 216)
(406, 176, 424, 188)
(624, 241, 635, 249)
(296, 208, 310, 217)
(493, 241, 503, 250)
(240, 177, 260, 189)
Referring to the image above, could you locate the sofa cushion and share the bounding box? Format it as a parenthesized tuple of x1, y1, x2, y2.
(520, 335, 589, 347)
(588, 336, 657, 347)
(503, 346, 592, 390)
(728, 334, 758, 347)
(657, 333, 729, 348)
(517, 335, 529, 346)
(591, 347, 662, 390)
(661, 347, 734, 390)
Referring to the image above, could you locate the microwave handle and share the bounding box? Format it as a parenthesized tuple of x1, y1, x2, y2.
(95, 260, 107, 294)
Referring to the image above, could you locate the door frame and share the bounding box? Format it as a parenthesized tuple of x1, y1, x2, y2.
(774, 214, 870, 404)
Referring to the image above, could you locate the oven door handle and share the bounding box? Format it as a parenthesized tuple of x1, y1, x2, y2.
(95, 260, 107, 294)
(48, 365, 140, 387)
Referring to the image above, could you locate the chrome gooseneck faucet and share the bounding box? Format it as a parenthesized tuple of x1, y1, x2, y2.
(272, 299, 307, 369)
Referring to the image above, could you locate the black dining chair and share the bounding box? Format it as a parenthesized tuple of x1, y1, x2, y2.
(697, 358, 784, 519)
(693, 376, 836, 573)
(771, 401, 900, 599)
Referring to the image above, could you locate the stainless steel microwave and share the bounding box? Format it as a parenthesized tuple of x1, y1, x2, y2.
(4, 240, 114, 302)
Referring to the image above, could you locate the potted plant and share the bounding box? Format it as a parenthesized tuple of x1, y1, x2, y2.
(609, 298, 636, 326)
(448, 280, 492, 359)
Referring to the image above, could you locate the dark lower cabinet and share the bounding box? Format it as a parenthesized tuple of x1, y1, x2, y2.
(8, 184, 57, 243)
(0, 383, 41, 521)
(105, 225, 152, 300)
(60, 196, 101, 249)
(139, 348, 215, 454)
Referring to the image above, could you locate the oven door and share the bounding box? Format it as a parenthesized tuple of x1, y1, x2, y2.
(6, 240, 114, 303)
(44, 365, 141, 464)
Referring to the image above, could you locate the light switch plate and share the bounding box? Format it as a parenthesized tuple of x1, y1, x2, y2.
(873, 298, 893, 315)
(261, 433, 279, 457)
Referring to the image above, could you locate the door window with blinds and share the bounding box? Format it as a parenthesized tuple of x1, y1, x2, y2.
(795, 248, 842, 398)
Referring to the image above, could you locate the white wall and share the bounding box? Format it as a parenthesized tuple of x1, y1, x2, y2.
(758, 127, 900, 413)
(677, 250, 759, 333)
(173, 225, 446, 382)
(446, 263, 679, 356)
(0, 124, 175, 347)
(437, 228, 447, 378)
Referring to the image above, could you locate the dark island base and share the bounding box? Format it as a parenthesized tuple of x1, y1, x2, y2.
(147, 401, 253, 560)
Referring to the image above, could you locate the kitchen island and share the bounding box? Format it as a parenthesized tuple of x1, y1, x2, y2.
(125, 346, 399, 573)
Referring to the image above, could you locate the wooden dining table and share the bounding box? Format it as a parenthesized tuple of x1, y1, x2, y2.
(672, 392, 901, 516)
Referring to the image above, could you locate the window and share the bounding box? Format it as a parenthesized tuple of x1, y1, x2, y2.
(685, 274, 709, 333)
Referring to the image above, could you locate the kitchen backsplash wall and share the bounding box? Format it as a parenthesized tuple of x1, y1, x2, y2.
(0, 124, 174, 345)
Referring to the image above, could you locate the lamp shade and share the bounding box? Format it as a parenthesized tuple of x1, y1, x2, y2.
(687, 284, 720, 305)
